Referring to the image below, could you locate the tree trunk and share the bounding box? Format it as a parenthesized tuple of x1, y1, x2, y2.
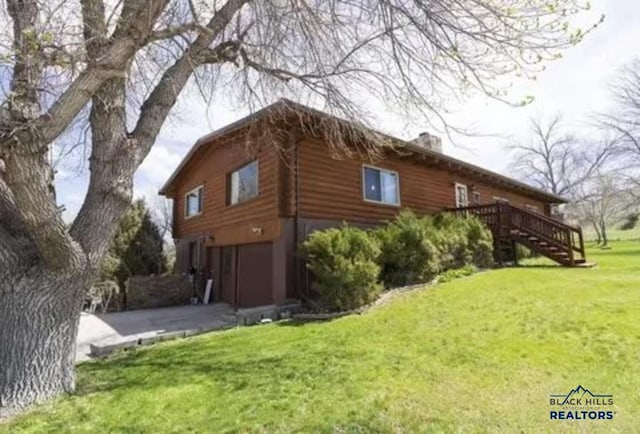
(600, 222, 608, 247)
(0, 269, 88, 418)
(592, 222, 602, 244)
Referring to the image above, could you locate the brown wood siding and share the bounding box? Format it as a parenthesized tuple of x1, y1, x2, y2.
(204, 219, 281, 247)
(170, 131, 281, 244)
(297, 138, 547, 222)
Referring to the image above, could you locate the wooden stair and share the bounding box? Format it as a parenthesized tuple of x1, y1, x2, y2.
(449, 202, 587, 267)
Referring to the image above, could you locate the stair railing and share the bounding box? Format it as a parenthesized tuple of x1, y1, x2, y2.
(447, 202, 586, 264)
(508, 204, 585, 261)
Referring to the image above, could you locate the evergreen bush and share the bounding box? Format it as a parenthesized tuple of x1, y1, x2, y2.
(302, 225, 382, 311)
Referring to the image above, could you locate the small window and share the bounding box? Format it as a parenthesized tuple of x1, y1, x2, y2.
(363, 166, 400, 205)
(472, 191, 481, 205)
(455, 183, 468, 207)
(185, 186, 203, 218)
(229, 160, 259, 205)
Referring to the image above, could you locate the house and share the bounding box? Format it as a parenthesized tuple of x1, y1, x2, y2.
(159, 99, 585, 308)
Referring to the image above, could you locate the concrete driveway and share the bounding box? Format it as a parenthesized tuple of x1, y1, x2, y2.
(76, 304, 237, 362)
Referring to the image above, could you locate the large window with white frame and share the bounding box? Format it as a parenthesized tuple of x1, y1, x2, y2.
(229, 160, 259, 205)
(185, 185, 203, 218)
(362, 165, 400, 205)
(455, 183, 468, 207)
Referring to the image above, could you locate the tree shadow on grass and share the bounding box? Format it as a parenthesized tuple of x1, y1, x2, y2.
(75, 336, 363, 398)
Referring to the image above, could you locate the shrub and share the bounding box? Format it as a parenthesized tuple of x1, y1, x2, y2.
(302, 211, 494, 309)
(438, 264, 477, 283)
(430, 214, 471, 269)
(431, 213, 493, 269)
(373, 211, 440, 287)
(460, 217, 494, 268)
(302, 225, 382, 311)
(620, 213, 639, 230)
(515, 243, 538, 261)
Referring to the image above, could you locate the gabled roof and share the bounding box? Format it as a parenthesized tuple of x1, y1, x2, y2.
(159, 99, 566, 203)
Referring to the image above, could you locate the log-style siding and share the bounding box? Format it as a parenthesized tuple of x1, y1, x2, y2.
(297, 137, 547, 222)
(167, 133, 552, 244)
(162, 103, 564, 306)
(169, 129, 281, 245)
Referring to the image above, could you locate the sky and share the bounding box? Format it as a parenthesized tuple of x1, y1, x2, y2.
(54, 0, 640, 222)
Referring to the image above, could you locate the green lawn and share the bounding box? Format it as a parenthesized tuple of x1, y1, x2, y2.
(4, 242, 639, 433)
(582, 224, 640, 242)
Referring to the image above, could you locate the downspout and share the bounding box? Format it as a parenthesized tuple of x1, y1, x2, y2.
(294, 136, 302, 297)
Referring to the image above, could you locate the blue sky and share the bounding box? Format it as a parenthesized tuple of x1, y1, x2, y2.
(55, 1, 640, 222)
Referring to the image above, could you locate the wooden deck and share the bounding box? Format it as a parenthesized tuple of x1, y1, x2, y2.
(449, 202, 587, 267)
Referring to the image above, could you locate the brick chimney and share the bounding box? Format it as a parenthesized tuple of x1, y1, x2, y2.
(411, 132, 442, 153)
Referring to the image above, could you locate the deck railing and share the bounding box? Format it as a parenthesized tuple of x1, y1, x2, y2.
(447, 202, 586, 265)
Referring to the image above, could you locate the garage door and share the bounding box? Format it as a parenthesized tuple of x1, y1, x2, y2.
(237, 243, 273, 307)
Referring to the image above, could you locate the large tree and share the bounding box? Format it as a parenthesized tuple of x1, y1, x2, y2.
(600, 57, 640, 193)
(0, 0, 597, 416)
(509, 114, 613, 199)
(571, 173, 630, 246)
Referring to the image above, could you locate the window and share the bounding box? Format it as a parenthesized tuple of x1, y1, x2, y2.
(185, 186, 203, 218)
(472, 191, 481, 205)
(229, 160, 259, 205)
(363, 166, 400, 205)
(455, 183, 468, 207)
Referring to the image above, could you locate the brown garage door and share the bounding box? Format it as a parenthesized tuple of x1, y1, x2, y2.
(237, 243, 273, 307)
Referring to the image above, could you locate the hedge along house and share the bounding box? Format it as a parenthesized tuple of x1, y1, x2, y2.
(160, 99, 585, 309)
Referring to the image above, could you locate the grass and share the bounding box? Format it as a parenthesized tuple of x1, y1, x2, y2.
(582, 224, 640, 242)
(3, 241, 640, 433)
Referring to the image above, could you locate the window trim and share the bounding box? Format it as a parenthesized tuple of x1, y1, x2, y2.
(184, 185, 204, 219)
(471, 191, 481, 205)
(227, 159, 259, 206)
(361, 164, 401, 207)
(454, 182, 468, 207)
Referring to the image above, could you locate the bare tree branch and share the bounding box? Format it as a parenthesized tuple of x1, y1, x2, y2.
(510, 115, 615, 200)
(0, 0, 604, 412)
(599, 57, 640, 174)
(132, 0, 250, 159)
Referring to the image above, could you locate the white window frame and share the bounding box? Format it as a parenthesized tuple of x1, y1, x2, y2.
(454, 182, 468, 208)
(228, 160, 259, 206)
(492, 196, 509, 203)
(184, 185, 203, 219)
(362, 164, 401, 207)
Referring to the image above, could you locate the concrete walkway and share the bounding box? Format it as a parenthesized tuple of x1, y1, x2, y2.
(76, 304, 237, 362)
